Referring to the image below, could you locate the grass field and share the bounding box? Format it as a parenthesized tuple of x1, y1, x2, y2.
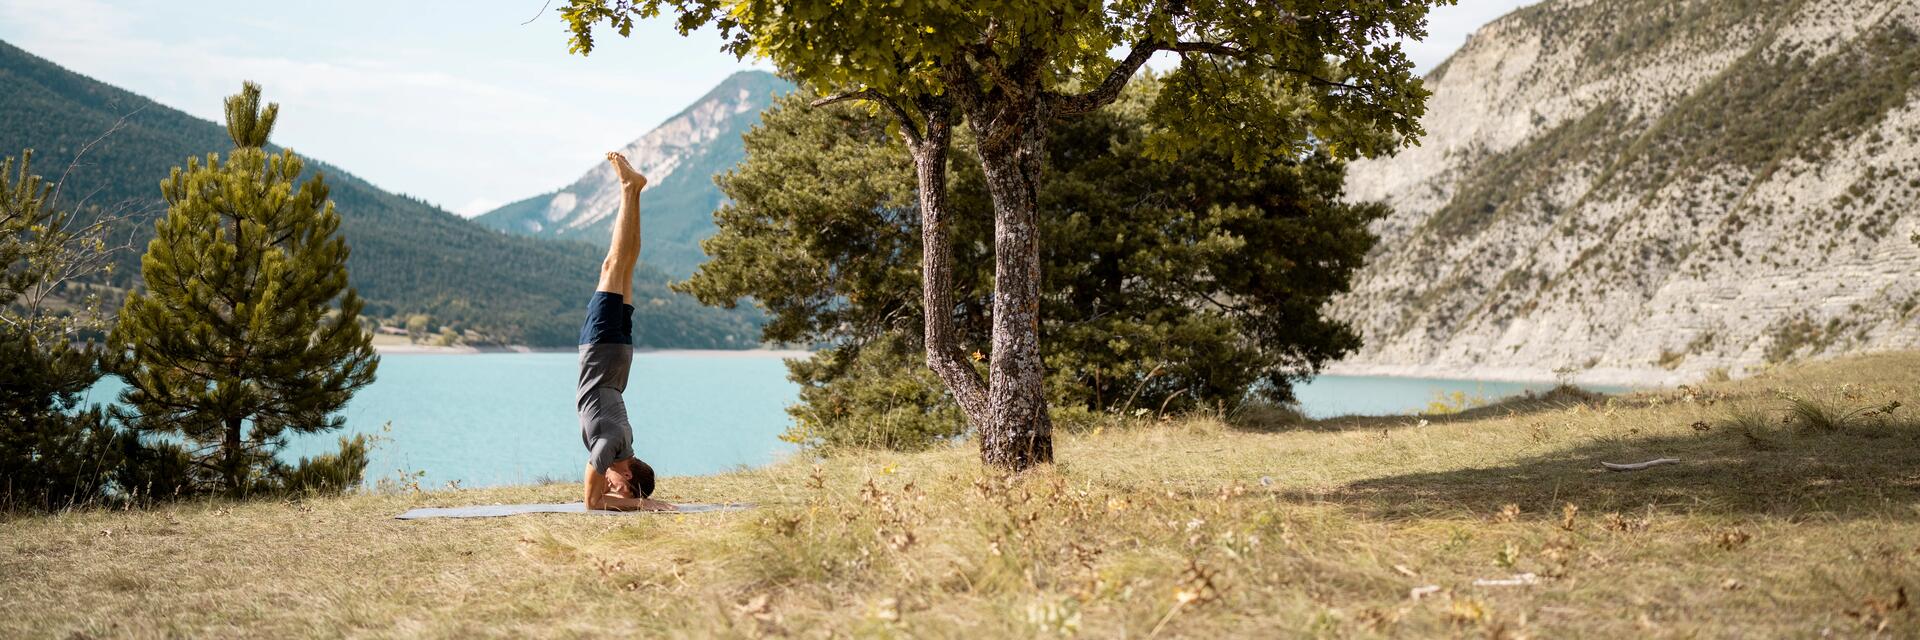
(4, 352, 1919, 638)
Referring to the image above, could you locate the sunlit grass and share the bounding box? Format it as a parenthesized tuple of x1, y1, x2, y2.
(4, 352, 1919, 637)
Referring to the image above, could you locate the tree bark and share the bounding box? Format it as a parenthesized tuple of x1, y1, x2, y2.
(910, 100, 990, 427)
(971, 100, 1054, 470)
(843, 64, 1069, 469)
(224, 415, 243, 494)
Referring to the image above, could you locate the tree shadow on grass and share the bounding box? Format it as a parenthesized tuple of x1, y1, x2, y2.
(1235, 385, 1621, 434)
(1280, 422, 1920, 522)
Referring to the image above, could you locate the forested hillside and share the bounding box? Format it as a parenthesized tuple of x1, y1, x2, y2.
(1334, 0, 1920, 383)
(0, 39, 756, 348)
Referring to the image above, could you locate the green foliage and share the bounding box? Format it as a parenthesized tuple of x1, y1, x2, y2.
(566, 0, 1440, 464)
(113, 83, 378, 496)
(684, 86, 1382, 449)
(1781, 394, 1904, 435)
(278, 434, 371, 496)
(783, 334, 970, 451)
(0, 40, 753, 348)
(0, 149, 128, 510)
(563, 0, 1442, 166)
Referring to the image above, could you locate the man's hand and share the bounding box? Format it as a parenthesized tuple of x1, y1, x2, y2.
(598, 495, 678, 512)
(606, 151, 648, 192)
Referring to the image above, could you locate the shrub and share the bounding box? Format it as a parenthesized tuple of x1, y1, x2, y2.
(783, 335, 969, 452)
(278, 434, 372, 496)
(1784, 395, 1904, 434)
(1228, 402, 1310, 432)
(0, 150, 128, 510)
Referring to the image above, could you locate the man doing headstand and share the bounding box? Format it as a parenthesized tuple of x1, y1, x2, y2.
(578, 151, 674, 511)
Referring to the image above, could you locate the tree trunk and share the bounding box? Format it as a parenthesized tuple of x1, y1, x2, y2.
(973, 104, 1053, 470)
(223, 415, 243, 494)
(911, 101, 990, 427)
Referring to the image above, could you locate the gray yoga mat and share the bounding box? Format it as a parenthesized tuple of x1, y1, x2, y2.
(394, 502, 751, 520)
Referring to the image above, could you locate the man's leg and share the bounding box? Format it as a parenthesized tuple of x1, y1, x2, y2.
(580, 151, 669, 512)
(598, 151, 647, 299)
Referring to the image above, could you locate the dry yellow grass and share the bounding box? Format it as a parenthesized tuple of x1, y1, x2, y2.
(5, 352, 1920, 638)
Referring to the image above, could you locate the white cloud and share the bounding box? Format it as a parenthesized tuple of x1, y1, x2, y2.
(0, 0, 729, 211)
(0, 0, 1533, 210)
(455, 197, 501, 218)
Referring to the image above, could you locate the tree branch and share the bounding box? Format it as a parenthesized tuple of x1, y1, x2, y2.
(1049, 39, 1160, 117)
(909, 97, 990, 427)
(1166, 40, 1245, 57)
(810, 90, 925, 150)
(1050, 37, 1371, 118)
(1173, 39, 1370, 92)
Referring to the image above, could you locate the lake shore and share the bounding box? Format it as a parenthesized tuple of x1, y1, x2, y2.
(373, 342, 1687, 386)
(373, 343, 813, 358)
(1322, 360, 1694, 388)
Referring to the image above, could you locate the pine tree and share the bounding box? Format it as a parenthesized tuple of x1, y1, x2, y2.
(1, 149, 125, 508)
(114, 82, 378, 496)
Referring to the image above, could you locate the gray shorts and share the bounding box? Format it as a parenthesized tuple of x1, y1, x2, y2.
(577, 342, 635, 472)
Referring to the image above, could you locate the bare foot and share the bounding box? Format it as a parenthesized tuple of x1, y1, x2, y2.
(605, 151, 647, 191)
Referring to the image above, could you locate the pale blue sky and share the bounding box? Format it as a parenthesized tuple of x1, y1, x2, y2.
(0, 1, 1535, 216)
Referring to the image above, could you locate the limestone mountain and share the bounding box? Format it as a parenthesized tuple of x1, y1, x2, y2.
(0, 39, 756, 348)
(476, 70, 793, 277)
(1334, 0, 1920, 384)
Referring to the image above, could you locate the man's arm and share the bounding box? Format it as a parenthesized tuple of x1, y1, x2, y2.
(583, 463, 674, 511)
(584, 463, 609, 510)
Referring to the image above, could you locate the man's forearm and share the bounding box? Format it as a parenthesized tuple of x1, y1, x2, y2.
(597, 495, 675, 511)
(584, 464, 606, 510)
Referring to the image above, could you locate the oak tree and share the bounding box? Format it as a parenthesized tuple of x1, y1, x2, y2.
(563, 0, 1446, 469)
(683, 86, 1384, 450)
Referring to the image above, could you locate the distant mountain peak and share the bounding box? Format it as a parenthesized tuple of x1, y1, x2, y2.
(0, 37, 759, 347)
(476, 70, 794, 277)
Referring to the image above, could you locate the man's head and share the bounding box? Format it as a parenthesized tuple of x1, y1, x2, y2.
(604, 457, 655, 499)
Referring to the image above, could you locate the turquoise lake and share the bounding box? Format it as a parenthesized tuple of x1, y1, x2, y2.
(84, 352, 1603, 489)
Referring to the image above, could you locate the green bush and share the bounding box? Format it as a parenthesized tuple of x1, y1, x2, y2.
(278, 434, 372, 496)
(0, 150, 126, 510)
(784, 335, 969, 451)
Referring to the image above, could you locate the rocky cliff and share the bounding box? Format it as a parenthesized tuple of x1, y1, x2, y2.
(476, 70, 792, 277)
(1333, 0, 1920, 384)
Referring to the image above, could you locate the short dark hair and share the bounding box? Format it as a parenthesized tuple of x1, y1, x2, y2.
(626, 458, 656, 498)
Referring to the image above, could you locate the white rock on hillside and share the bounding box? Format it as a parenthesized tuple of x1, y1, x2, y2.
(1333, 0, 1920, 385)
